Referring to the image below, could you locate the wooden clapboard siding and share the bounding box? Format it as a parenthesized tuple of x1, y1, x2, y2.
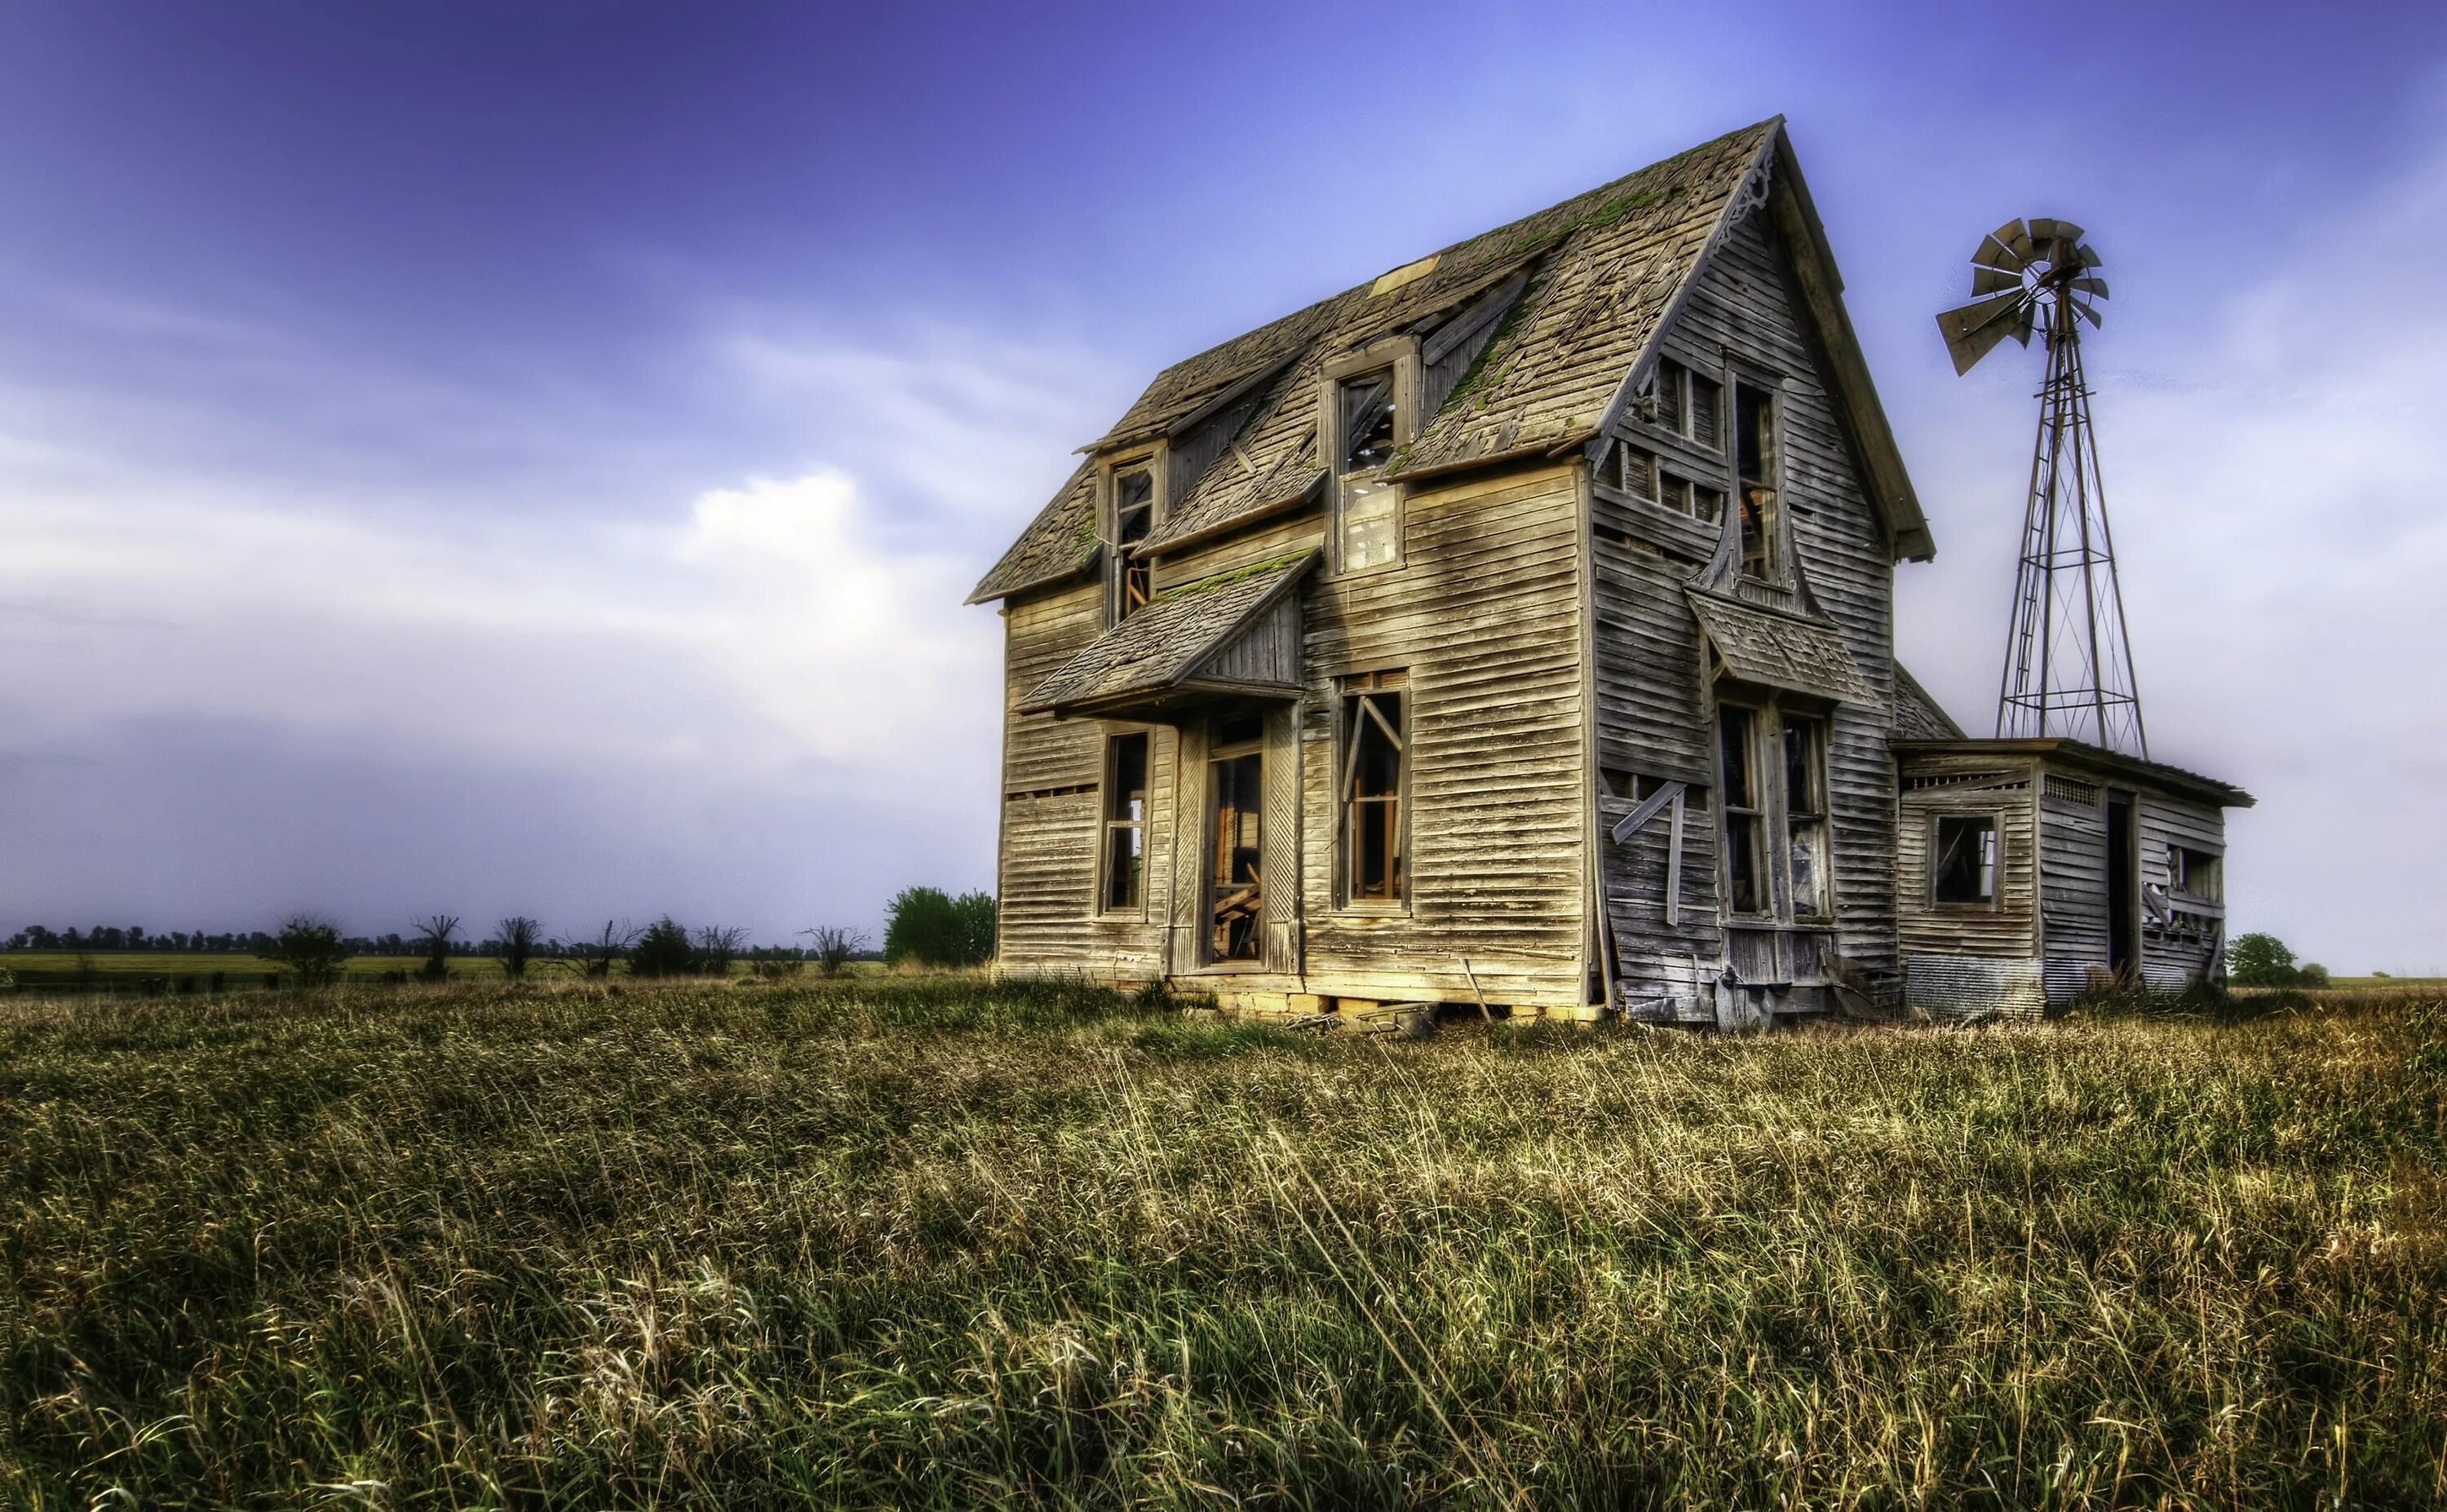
(995, 581, 1175, 979)
(1592, 201, 1901, 1001)
(1896, 756, 2041, 961)
(2038, 789, 2112, 966)
(2137, 790, 2227, 987)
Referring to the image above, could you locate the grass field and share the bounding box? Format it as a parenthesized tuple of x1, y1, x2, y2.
(2, 978, 2441, 1507)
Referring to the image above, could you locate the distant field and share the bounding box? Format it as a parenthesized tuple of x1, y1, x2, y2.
(0, 951, 885, 988)
(2, 979, 2441, 1506)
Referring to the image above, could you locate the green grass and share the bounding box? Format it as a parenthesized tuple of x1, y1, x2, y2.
(2, 979, 2441, 1508)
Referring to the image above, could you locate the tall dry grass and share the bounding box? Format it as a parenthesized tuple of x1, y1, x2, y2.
(2, 977, 2441, 1507)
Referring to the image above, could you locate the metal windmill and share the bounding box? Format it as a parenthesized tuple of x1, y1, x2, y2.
(1937, 217, 2147, 757)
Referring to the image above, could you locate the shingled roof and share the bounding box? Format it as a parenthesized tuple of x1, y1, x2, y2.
(971, 118, 1929, 604)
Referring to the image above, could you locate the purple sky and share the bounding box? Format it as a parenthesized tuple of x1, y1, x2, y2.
(2, 2, 2443, 968)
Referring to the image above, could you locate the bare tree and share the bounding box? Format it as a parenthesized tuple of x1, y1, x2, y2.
(800, 926, 870, 978)
(694, 925, 749, 978)
(496, 916, 541, 980)
(410, 915, 460, 983)
(575, 918, 641, 979)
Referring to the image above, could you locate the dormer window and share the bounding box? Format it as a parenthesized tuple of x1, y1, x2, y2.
(1734, 382, 1777, 580)
(1334, 368, 1401, 572)
(1108, 465, 1154, 621)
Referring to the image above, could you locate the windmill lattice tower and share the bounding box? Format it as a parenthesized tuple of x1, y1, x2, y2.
(1937, 218, 2147, 758)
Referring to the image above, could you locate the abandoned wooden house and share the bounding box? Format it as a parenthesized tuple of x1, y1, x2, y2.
(967, 117, 2250, 1025)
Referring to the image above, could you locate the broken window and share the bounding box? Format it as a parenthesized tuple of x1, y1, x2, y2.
(1101, 732, 1148, 913)
(1613, 441, 1657, 501)
(1654, 471, 1725, 526)
(1735, 383, 1777, 580)
(1649, 359, 1722, 445)
(1339, 672, 1407, 905)
(1335, 369, 1400, 571)
(1783, 714, 1829, 917)
(1110, 466, 1154, 621)
(1718, 705, 1766, 916)
(1932, 815, 1999, 905)
(2167, 845, 2222, 904)
(1207, 714, 1266, 962)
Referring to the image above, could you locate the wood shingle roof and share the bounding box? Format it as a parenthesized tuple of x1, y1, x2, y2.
(971, 117, 1931, 603)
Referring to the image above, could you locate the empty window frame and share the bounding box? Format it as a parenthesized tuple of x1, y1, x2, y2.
(2166, 844, 2222, 904)
(1611, 441, 1657, 502)
(1782, 714, 1830, 918)
(1100, 732, 1149, 913)
(1334, 369, 1400, 572)
(1339, 672, 1407, 905)
(1734, 382, 1778, 580)
(1931, 815, 2000, 906)
(1717, 701, 1831, 921)
(1650, 358, 1723, 446)
(1657, 471, 1725, 525)
(1717, 705, 1768, 917)
(1109, 466, 1155, 621)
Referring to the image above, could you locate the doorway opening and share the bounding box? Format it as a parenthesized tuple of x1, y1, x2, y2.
(2106, 792, 2136, 979)
(1206, 713, 1266, 963)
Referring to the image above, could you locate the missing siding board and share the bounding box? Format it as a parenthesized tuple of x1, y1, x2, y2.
(1008, 782, 1098, 802)
(1905, 771, 2019, 791)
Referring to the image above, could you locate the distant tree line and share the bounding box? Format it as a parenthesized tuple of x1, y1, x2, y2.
(7, 887, 995, 981)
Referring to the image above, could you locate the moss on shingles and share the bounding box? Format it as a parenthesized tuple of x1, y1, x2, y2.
(1153, 550, 1312, 603)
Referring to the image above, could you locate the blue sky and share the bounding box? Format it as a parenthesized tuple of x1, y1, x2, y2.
(2, 2, 2443, 968)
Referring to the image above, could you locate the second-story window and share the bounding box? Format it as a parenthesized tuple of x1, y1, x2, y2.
(1653, 358, 1722, 447)
(1110, 466, 1153, 621)
(1735, 383, 1777, 580)
(1335, 369, 1400, 571)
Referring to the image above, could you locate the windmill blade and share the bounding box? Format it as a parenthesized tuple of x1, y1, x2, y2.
(2076, 243, 2102, 268)
(2073, 298, 2104, 329)
(2003, 222, 2036, 265)
(2070, 276, 2110, 299)
(1937, 292, 2032, 374)
(1971, 264, 2021, 297)
(2013, 306, 2035, 346)
(1973, 219, 2029, 272)
(2028, 218, 2086, 246)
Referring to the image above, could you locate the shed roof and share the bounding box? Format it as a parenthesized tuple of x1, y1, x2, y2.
(1893, 738, 2255, 810)
(970, 118, 1931, 605)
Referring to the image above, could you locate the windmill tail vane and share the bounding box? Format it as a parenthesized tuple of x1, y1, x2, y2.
(1937, 217, 2148, 759)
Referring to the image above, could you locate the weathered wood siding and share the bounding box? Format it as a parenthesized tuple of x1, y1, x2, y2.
(1146, 464, 1591, 1009)
(1896, 754, 2044, 1016)
(2137, 790, 2227, 988)
(1591, 205, 1901, 1009)
(2038, 775, 2112, 1004)
(994, 580, 1175, 982)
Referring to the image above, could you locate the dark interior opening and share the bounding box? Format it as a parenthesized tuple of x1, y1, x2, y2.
(2107, 794, 2136, 979)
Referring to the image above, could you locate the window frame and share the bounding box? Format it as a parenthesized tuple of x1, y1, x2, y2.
(1322, 341, 1418, 578)
(2166, 844, 2223, 905)
(1732, 377, 1782, 583)
(1095, 729, 1153, 918)
(1336, 670, 1410, 913)
(1713, 694, 1837, 924)
(1928, 812, 2004, 910)
(1100, 449, 1164, 628)
(1203, 711, 1269, 967)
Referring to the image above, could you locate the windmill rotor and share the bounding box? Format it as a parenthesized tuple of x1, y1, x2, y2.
(1936, 216, 2108, 376)
(1936, 214, 2148, 758)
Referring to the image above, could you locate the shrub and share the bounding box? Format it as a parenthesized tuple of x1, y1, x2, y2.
(2227, 931, 2303, 987)
(883, 888, 996, 968)
(266, 915, 349, 988)
(628, 917, 698, 979)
